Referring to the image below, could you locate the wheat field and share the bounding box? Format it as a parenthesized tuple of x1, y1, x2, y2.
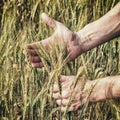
(0, 0, 120, 120)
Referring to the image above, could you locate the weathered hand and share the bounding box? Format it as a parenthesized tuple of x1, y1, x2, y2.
(26, 13, 81, 68)
(53, 75, 112, 112)
(53, 75, 91, 112)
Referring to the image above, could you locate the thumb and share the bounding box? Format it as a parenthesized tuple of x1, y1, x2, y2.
(60, 75, 74, 83)
(41, 13, 56, 29)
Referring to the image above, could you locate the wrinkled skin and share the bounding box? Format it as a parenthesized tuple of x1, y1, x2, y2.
(53, 75, 112, 112)
(26, 13, 113, 112)
(53, 75, 92, 112)
(26, 13, 81, 68)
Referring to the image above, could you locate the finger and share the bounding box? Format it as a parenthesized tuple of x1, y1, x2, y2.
(53, 83, 70, 94)
(67, 100, 81, 112)
(60, 98, 86, 112)
(31, 62, 43, 68)
(61, 91, 70, 99)
(30, 56, 41, 62)
(62, 99, 69, 106)
(60, 75, 70, 83)
(53, 83, 72, 93)
(53, 92, 61, 99)
(61, 106, 66, 112)
(62, 78, 74, 89)
(68, 105, 78, 112)
(60, 75, 74, 82)
(56, 99, 62, 106)
(60, 103, 79, 112)
(53, 76, 73, 92)
(72, 101, 81, 107)
(26, 37, 51, 50)
(71, 98, 86, 108)
(53, 84, 59, 93)
(26, 42, 38, 49)
(56, 99, 69, 106)
(27, 49, 38, 56)
(41, 13, 56, 29)
(60, 75, 68, 82)
(61, 104, 78, 112)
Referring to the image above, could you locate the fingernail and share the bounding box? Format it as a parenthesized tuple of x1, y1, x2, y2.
(32, 64, 34, 67)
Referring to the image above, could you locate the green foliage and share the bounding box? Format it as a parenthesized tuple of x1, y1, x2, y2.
(0, 0, 120, 120)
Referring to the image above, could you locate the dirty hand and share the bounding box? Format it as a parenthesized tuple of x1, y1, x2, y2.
(53, 75, 112, 112)
(26, 13, 81, 68)
(53, 75, 92, 112)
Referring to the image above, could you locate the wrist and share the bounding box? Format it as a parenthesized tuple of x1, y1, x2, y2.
(89, 78, 112, 102)
(111, 76, 120, 98)
(67, 32, 84, 60)
(75, 30, 85, 54)
(76, 23, 102, 53)
(74, 31, 84, 54)
(90, 76, 120, 102)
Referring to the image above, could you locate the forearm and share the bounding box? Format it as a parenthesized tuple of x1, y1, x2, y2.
(111, 76, 120, 98)
(90, 76, 120, 102)
(77, 2, 120, 53)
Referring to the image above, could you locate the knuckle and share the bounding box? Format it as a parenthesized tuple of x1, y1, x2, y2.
(52, 93, 57, 98)
(62, 99, 69, 105)
(47, 18, 54, 25)
(53, 93, 61, 99)
(62, 91, 68, 97)
(53, 84, 58, 89)
(56, 99, 62, 105)
(61, 106, 66, 112)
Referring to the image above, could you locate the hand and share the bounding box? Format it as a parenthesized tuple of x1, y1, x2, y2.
(53, 75, 112, 112)
(26, 13, 81, 68)
(53, 75, 92, 112)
